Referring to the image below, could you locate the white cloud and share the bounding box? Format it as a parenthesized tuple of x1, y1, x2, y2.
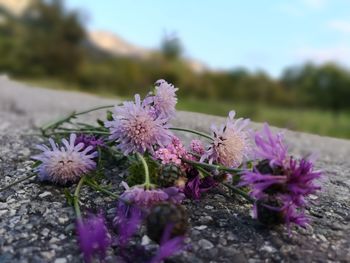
(328, 20, 350, 34)
(295, 46, 350, 65)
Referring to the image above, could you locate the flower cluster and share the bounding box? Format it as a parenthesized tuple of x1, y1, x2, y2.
(241, 124, 322, 228)
(19, 79, 324, 262)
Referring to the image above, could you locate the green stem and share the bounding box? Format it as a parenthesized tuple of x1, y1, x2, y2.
(41, 105, 114, 132)
(223, 183, 254, 203)
(85, 180, 120, 199)
(73, 176, 86, 222)
(0, 173, 37, 193)
(74, 105, 114, 116)
(136, 153, 151, 189)
(182, 158, 243, 174)
(44, 130, 110, 137)
(169, 127, 213, 141)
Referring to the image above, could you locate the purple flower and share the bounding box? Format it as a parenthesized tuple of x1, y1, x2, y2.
(32, 134, 97, 184)
(76, 214, 111, 263)
(120, 182, 168, 208)
(162, 187, 185, 204)
(201, 111, 251, 168)
(190, 139, 205, 155)
(105, 94, 173, 155)
(241, 124, 322, 228)
(116, 204, 143, 247)
(75, 134, 105, 153)
(144, 79, 178, 119)
(150, 224, 185, 263)
(184, 175, 217, 200)
(253, 123, 288, 167)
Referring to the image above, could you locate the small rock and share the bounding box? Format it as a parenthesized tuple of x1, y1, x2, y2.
(54, 258, 67, 263)
(39, 191, 52, 198)
(198, 239, 214, 250)
(141, 235, 151, 246)
(194, 225, 207, 230)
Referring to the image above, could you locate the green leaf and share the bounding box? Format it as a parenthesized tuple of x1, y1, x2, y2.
(127, 156, 160, 187)
(106, 111, 114, 121)
(63, 188, 74, 206)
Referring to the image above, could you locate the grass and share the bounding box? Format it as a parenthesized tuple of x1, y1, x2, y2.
(17, 78, 350, 139)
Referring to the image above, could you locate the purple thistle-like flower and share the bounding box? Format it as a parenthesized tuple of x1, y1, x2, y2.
(184, 175, 217, 200)
(241, 124, 322, 228)
(162, 187, 185, 204)
(116, 204, 143, 247)
(201, 111, 251, 168)
(105, 94, 173, 155)
(75, 134, 105, 153)
(150, 224, 186, 263)
(146, 79, 178, 119)
(32, 134, 97, 184)
(76, 214, 111, 263)
(253, 123, 288, 167)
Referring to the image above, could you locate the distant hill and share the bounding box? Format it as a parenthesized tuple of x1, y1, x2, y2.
(0, 0, 207, 73)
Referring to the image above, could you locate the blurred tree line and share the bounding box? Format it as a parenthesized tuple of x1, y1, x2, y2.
(0, 0, 349, 112)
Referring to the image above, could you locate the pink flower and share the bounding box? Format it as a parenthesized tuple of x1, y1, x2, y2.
(201, 111, 251, 168)
(105, 94, 173, 155)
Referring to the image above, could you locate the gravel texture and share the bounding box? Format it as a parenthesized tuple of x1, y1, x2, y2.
(0, 76, 349, 263)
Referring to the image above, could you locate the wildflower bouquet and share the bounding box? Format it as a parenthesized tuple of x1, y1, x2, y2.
(1, 80, 322, 262)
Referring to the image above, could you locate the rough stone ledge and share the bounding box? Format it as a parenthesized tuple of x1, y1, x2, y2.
(0, 76, 349, 263)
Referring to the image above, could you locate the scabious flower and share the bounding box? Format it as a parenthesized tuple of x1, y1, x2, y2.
(76, 214, 111, 263)
(32, 134, 97, 184)
(144, 79, 178, 119)
(201, 111, 251, 168)
(120, 182, 185, 208)
(105, 94, 173, 155)
(75, 134, 105, 153)
(241, 124, 322, 228)
(120, 182, 169, 208)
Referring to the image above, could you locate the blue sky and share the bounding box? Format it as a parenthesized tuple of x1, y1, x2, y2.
(66, 0, 350, 77)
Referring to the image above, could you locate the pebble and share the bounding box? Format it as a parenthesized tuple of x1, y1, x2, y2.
(198, 239, 214, 250)
(194, 225, 208, 230)
(54, 258, 67, 263)
(39, 191, 52, 198)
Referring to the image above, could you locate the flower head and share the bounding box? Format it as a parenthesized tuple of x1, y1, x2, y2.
(201, 111, 251, 168)
(105, 94, 173, 155)
(120, 182, 169, 208)
(76, 214, 111, 263)
(145, 79, 178, 119)
(154, 136, 190, 171)
(241, 124, 322, 228)
(253, 123, 288, 167)
(32, 134, 97, 184)
(75, 134, 105, 153)
(184, 174, 217, 200)
(190, 139, 205, 155)
(150, 224, 186, 263)
(116, 204, 143, 247)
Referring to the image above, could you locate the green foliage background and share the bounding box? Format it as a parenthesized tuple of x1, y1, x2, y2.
(0, 0, 349, 138)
